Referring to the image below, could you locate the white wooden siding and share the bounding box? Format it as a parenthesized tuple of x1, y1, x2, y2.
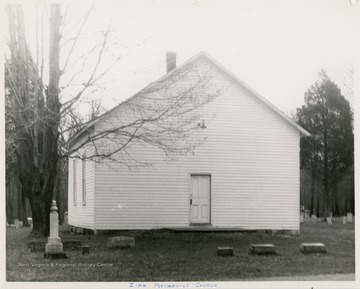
(68, 146, 95, 229)
(90, 57, 300, 231)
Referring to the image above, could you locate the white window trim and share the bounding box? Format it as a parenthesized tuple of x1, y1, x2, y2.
(82, 155, 86, 205)
(73, 159, 77, 206)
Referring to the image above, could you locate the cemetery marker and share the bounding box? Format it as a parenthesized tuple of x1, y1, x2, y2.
(44, 200, 67, 259)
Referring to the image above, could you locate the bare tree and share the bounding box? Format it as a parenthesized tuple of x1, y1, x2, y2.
(5, 4, 220, 236)
(65, 63, 220, 166)
(5, 4, 62, 236)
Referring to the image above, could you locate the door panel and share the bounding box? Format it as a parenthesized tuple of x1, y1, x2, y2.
(190, 175, 210, 224)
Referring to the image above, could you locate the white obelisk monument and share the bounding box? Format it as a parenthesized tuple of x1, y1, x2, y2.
(44, 200, 67, 259)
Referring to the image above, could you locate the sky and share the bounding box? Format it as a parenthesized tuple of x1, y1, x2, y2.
(3, 0, 360, 116)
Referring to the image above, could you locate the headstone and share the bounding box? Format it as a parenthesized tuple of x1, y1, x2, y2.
(64, 212, 68, 224)
(300, 210, 304, 223)
(346, 213, 353, 223)
(82, 245, 90, 255)
(311, 215, 317, 223)
(107, 236, 135, 249)
(217, 247, 233, 256)
(300, 243, 326, 254)
(14, 219, 20, 229)
(326, 217, 332, 225)
(343, 216, 347, 225)
(44, 200, 67, 259)
(249, 244, 276, 255)
(304, 210, 310, 222)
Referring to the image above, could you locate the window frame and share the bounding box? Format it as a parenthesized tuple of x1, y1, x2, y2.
(82, 154, 86, 205)
(73, 159, 77, 206)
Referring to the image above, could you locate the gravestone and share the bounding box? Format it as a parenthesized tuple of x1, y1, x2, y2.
(44, 200, 67, 259)
(217, 247, 234, 256)
(304, 210, 310, 222)
(250, 244, 276, 255)
(64, 212, 68, 224)
(300, 243, 326, 254)
(14, 219, 20, 229)
(82, 245, 90, 255)
(343, 216, 347, 225)
(300, 208, 304, 223)
(326, 217, 332, 225)
(311, 215, 317, 223)
(346, 213, 353, 223)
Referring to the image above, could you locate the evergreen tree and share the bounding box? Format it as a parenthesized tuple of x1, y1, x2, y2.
(296, 70, 353, 217)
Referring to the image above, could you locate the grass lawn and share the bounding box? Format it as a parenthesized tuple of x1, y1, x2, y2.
(6, 222, 355, 281)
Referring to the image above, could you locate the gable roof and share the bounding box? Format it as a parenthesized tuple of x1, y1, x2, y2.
(67, 51, 310, 147)
(199, 52, 310, 137)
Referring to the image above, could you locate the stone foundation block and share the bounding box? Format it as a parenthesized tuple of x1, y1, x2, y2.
(217, 247, 234, 256)
(250, 244, 276, 255)
(107, 236, 135, 249)
(300, 243, 326, 254)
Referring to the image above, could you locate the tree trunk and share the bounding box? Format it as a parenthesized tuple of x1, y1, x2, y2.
(16, 149, 52, 236)
(317, 190, 320, 217)
(333, 181, 339, 216)
(350, 176, 354, 214)
(310, 168, 315, 215)
(6, 4, 62, 236)
(21, 193, 29, 226)
(33, 194, 51, 235)
(5, 182, 11, 224)
(323, 127, 329, 217)
(6, 175, 19, 224)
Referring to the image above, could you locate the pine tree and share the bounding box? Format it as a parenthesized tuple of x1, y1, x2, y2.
(296, 70, 353, 217)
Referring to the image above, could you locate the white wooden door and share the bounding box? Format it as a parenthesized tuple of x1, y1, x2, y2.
(190, 175, 210, 224)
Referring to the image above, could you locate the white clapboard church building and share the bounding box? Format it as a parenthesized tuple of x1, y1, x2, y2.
(67, 52, 309, 234)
